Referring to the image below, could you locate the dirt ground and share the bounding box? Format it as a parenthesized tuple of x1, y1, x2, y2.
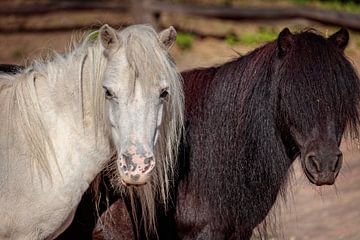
(0, 11, 359, 240)
(271, 146, 360, 240)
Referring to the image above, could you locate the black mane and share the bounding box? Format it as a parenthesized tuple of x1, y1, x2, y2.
(0, 64, 24, 74)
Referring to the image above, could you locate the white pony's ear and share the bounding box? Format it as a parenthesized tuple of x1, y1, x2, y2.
(159, 26, 177, 49)
(99, 24, 121, 50)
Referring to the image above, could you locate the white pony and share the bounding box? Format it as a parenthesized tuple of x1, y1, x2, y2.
(0, 24, 183, 239)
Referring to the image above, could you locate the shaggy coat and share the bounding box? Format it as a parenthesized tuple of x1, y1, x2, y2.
(158, 28, 360, 239)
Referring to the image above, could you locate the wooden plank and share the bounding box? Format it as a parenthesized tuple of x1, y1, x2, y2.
(150, 2, 360, 31)
(0, 1, 129, 15)
(0, 1, 359, 32)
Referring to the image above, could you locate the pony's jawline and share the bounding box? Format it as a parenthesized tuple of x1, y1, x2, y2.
(121, 179, 147, 187)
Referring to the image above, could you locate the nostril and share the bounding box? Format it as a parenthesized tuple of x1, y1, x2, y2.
(307, 155, 320, 172)
(121, 153, 136, 171)
(142, 156, 155, 173)
(122, 154, 130, 163)
(144, 156, 154, 165)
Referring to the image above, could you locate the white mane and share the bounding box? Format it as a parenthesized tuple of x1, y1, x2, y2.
(0, 33, 110, 180)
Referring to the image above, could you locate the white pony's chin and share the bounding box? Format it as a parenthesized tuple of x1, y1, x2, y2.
(120, 178, 147, 187)
(119, 174, 150, 187)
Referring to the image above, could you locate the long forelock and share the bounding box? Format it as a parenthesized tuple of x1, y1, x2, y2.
(277, 31, 360, 138)
(122, 25, 178, 93)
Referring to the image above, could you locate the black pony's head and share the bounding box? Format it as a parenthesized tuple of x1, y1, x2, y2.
(275, 28, 360, 186)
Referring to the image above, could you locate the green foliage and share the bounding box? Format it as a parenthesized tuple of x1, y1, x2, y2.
(176, 32, 194, 50)
(88, 30, 99, 41)
(292, 0, 309, 5)
(225, 27, 278, 46)
(12, 49, 24, 60)
(225, 33, 240, 46)
(319, 1, 360, 12)
(291, 0, 360, 12)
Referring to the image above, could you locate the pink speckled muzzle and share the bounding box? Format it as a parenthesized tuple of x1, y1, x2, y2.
(117, 142, 155, 186)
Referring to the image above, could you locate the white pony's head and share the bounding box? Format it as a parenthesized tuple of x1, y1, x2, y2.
(99, 24, 181, 186)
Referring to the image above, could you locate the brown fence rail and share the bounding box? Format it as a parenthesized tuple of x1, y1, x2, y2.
(1, 0, 360, 32)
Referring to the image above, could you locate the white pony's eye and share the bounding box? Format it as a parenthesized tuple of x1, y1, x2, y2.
(103, 86, 116, 99)
(160, 88, 169, 99)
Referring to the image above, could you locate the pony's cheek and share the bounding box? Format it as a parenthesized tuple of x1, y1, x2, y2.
(111, 129, 121, 150)
(107, 105, 119, 128)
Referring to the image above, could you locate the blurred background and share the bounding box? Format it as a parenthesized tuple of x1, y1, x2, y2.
(0, 0, 359, 239)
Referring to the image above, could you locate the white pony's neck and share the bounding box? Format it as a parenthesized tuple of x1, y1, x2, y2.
(34, 37, 112, 185)
(0, 36, 112, 239)
(37, 38, 108, 133)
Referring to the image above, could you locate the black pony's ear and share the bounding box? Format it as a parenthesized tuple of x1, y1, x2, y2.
(277, 28, 294, 57)
(328, 28, 349, 51)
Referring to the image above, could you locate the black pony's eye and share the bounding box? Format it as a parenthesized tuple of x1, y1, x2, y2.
(160, 88, 169, 99)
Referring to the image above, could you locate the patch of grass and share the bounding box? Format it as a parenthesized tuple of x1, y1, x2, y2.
(176, 32, 194, 50)
(318, 1, 360, 13)
(87, 30, 99, 41)
(291, 0, 310, 5)
(12, 49, 24, 60)
(225, 32, 240, 46)
(291, 0, 360, 13)
(227, 27, 278, 46)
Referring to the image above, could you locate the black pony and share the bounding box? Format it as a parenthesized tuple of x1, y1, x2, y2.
(162, 28, 360, 239)
(163, 28, 360, 239)
(93, 28, 360, 240)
